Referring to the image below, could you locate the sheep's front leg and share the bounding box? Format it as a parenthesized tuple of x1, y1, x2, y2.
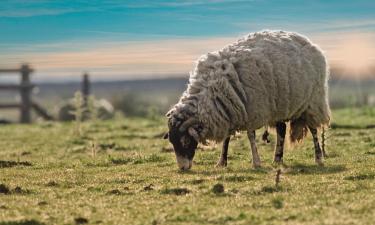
(216, 136, 230, 167)
(308, 126, 324, 166)
(274, 122, 286, 163)
(247, 130, 261, 168)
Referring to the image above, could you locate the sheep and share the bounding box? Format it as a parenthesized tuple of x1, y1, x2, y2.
(164, 30, 330, 170)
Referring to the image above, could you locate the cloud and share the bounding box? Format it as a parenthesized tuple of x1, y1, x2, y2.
(125, 0, 253, 8)
(0, 8, 80, 17)
(0, 0, 256, 18)
(0, 1, 111, 18)
(234, 18, 375, 35)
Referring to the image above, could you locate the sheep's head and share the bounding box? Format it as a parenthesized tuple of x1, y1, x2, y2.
(164, 115, 201, 170)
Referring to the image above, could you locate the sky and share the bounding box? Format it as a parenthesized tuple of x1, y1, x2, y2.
(0, 0, 375, 81)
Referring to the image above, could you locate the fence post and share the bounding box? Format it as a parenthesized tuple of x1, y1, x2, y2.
(20, 64, 33, 123)
(82, 73, 90, 107)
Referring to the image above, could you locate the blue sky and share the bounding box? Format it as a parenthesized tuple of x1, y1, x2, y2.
(0, 0, 374, 81)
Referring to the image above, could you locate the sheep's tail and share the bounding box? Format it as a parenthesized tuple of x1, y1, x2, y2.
(290, 117, 308, 143)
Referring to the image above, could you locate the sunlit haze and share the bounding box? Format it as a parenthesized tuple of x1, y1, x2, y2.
(1, 0, 374, 81)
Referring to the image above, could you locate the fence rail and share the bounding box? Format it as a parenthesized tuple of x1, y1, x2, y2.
(0, 64, 52, 123)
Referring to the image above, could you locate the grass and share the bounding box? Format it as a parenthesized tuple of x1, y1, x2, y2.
(0, 108, 375, 225)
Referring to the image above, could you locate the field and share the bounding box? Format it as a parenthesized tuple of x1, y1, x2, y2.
(0, 108, 375, 225)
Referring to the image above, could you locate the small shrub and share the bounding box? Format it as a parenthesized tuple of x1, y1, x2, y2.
(271, 196, 284, 209)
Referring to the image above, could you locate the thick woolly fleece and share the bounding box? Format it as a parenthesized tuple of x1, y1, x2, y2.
(168, 30, 331, 143)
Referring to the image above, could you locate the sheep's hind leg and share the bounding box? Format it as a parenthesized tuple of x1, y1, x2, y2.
(308, 126, 324, 166)
(247, 130, 261, 168)
(216, 136, 230, 167)
(273, 122, 286, 164)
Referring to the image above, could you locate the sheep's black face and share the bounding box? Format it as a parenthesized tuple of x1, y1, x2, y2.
(165, 121, 198, 170)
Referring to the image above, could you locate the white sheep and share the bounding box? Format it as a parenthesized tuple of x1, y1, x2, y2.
(164, 30, 331, 170)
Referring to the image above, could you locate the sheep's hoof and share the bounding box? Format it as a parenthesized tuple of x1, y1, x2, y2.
(252, 162, 261, 169)
(315, 159, 324, 167)
(273, 158, 283, 165)
(215, 160, 227, 168)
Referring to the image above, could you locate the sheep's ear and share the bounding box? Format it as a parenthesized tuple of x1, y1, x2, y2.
(165, 110, 172, 117)
(163, 132, 169, 139)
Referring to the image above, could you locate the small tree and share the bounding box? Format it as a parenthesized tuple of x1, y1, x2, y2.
(71, 91, 84, 136)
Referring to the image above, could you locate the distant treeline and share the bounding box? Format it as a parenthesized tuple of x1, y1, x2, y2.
(1, 76, 374, 119)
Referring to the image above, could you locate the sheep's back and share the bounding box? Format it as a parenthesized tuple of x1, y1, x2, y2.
(229, 31, 328, 129)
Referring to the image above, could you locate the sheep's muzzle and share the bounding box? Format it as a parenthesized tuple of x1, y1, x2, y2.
(166, 122, 198, 170)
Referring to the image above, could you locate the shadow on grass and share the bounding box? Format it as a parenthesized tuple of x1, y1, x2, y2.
(218, 174, 255, 182)
(0, 220, 45, 225)
(108, 154, 166, 165)
(286, 163, 346, 175)
(110, 134, 149, 140)
(0, 160, 32, 168)
(176, 165, 270, 177)
(344, 174, 375, 181)
(160, 187, 190, 195)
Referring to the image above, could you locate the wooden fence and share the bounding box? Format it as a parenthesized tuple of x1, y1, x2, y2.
(0, 64, 53, 123)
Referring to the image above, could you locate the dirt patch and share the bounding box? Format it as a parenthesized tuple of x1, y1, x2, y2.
(107, 189, 122, 195)
(21, 151, 32, 156)
(13, 186, 32, 194)
(46, 181, 59, 187)
(189, 178, 205, 185)
(37, 201, 48, 206)
(99, 142, 116, 150)
(0, 184, 31, 195)
(0, 160, 32, 168)
(143, 184, 154, 191)
(74, 217, 88, 224)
